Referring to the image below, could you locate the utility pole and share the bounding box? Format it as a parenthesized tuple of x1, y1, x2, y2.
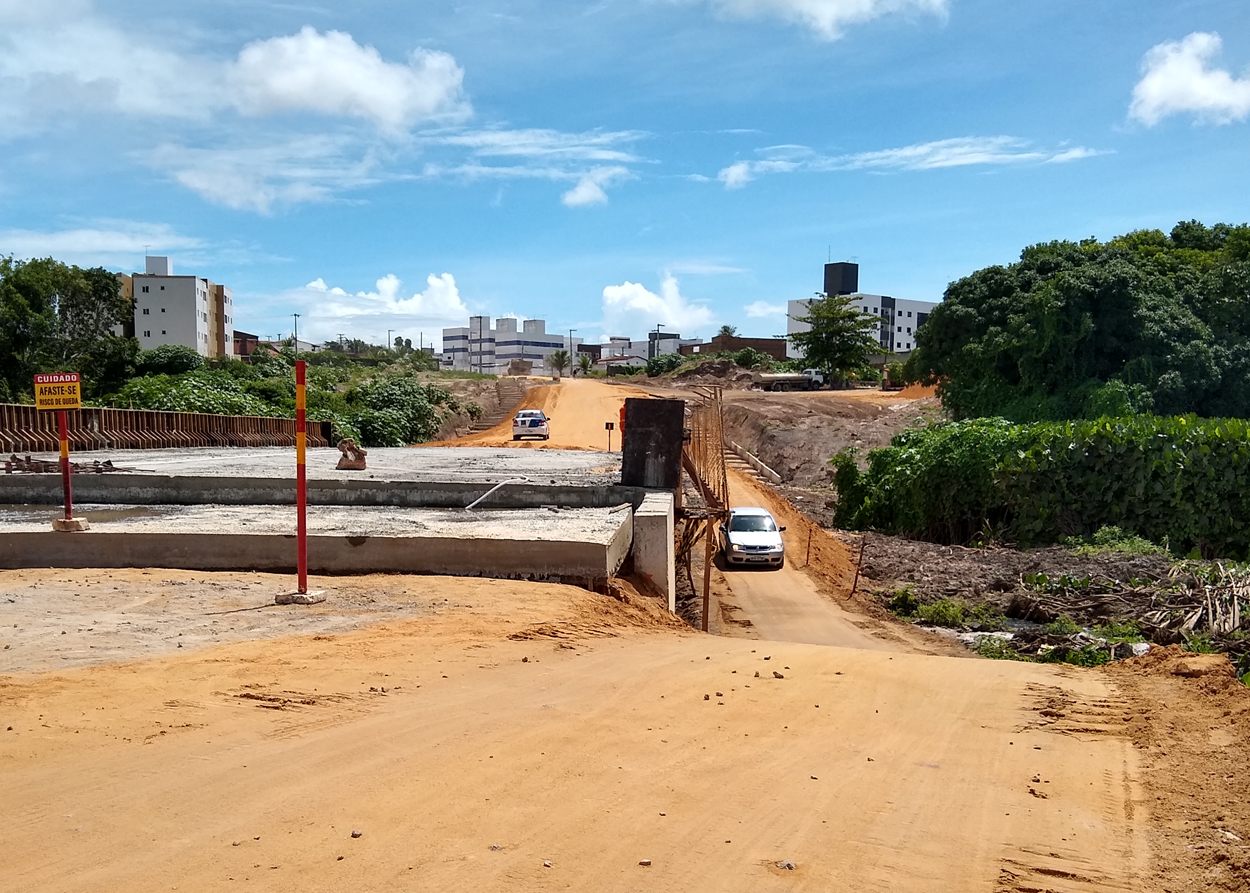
(568, 328, 576, 375)
(387, 329, 393, 352)
(292, 313, 300, 354)
(652, 323, 663, 360)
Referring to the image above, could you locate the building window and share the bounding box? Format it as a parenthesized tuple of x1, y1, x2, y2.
(906, 327, 912, 334)
(142, 308, 149, 315)
(161, 308, 165, 313)
(897, 310, 903, 316)
(897, 326, 902, 332)
(907, 311, 912, 317)
(141, 286, 149, 293)
(161, 330, 166, 335)
(143, 330, 150, 337)
(160, 285, 165, 290)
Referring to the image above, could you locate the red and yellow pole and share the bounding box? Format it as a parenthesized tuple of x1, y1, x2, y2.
(58, 409, 73, 521)
(295, 360, 307, 594)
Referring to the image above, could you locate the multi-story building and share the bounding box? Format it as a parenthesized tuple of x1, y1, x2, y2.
(442, 316, 581, 374)
(131, 256, 234, 358)
(787, 262, 938, 360)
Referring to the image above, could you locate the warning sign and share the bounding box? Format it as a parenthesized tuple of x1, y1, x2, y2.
(34, 372, 82, 411)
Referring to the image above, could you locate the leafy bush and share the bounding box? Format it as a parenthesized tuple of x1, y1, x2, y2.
(110, 371, 275, 416)
(972, 636, 1028, 661)
(646, 353, 687, 377)
(1065, 525, 1166, 557)
(1044, 615, 1081, 636)
(916, 598, 969, 627)
(1091, 620, 1146, 643)
(730, 348, 773, 370)
(833, 415, 1250, 558)
(136, 344, 204, 376)
(886, 586, 919, 617)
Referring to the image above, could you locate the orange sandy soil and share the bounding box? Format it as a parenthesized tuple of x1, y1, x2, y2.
(3, 379, 1249, 892)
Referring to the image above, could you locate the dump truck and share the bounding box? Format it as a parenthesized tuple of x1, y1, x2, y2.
(751, 369, 827, 391)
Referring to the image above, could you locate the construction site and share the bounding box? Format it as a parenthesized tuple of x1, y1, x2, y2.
(2, 377, 1248, 893)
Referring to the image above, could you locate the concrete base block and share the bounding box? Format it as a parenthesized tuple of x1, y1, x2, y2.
(51, 518, 90, 532)
(632, 492, 676, 612)
(275, 590, 326, 605)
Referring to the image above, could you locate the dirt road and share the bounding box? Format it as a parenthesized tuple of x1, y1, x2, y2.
(1, 572, 1150, 893)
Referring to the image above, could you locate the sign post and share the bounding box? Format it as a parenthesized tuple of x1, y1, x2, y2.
(295, 360, 308, 594)
(34, 372, 88, 532)
(605, 420, 615, 452)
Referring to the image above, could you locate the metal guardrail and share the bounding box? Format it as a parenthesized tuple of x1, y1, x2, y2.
(0, 404, 331, 452)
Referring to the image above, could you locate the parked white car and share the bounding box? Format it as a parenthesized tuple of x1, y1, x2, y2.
(721, 507, 786, 568)
(512, 409, 551, 441)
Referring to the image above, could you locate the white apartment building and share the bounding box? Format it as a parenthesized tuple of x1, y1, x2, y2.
(442, 316, 581, 374)
(131, 256, 234, 358)
(787, 262, 938, 360)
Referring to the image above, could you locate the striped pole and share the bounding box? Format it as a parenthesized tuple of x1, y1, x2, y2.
(295, 360, 307, 594)
(58, 410, 73, 521)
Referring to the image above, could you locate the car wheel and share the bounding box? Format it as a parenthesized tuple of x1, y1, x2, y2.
(512, 435, 520, 441)
(544, 434, 550, 440)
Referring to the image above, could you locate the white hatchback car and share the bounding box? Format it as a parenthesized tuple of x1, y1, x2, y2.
(721, 507, 786, 568)
(512, 409, 551, 441)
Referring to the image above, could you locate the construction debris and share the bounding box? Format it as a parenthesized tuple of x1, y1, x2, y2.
(5, 454, 132, 474)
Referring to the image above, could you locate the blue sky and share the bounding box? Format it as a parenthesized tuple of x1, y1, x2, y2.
(1, 0, 1248, 348)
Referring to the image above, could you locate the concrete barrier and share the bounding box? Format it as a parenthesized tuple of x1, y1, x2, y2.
(632, 492, 675, 611)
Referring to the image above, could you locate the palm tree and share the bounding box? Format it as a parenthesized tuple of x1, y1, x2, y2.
(577, 353, 592, 376)
(717, 324, 738, 338)
(549, 349, 570, 376)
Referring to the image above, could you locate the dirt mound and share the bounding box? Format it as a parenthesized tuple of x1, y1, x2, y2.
(669, 360, 754, 388)
(894, 383, 937, 399)
(1110, 644, 1238, 683)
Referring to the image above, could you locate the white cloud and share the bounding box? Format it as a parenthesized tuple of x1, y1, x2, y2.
(562, 166, 632, 207)
(0, 220, 202, 266)
(667, 261, 748, 275)
(146, 138, 388, 213)
(229, 27, 468, 132)
(694, 0, 947, 39)
(744, 300, 786, 317)
(434, 128, 644, 162)
(718, 161, 753, 188)
(601, 274, 714, 335)
(714, 136, 1106, 187)
(1130, 32, 1250, 126)
(294, 272, 470, 342)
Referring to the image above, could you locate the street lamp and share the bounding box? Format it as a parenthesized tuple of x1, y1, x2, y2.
(568, 328, 576, 375)
(292, 313, 300, 355)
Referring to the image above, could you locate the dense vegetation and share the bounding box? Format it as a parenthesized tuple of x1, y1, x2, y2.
(905, 221, 1250, 421)
(833, 416, 1250, 559)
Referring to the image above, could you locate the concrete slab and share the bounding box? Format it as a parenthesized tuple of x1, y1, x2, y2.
(0, 503, 633, 586)
(0, 447, 648, 510)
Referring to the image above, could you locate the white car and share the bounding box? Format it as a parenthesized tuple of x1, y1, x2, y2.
(721, 507, 786, 568)
(512, 409, 551, 441)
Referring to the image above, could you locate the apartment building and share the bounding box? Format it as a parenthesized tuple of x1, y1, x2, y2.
(131, 256, 234, 358)
(442, 316, 581, 374)
(787, 262, 938, 359)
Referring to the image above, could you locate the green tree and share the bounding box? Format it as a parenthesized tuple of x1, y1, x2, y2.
(787, 293, 880, 380)
(137, 344, 205, 376)
(577, 352, 592, 376)
(905, 221, 1250, 420)
(717, 324, 738, 338)
(549, 349, 570, 376)
(0, 256, 137, 400)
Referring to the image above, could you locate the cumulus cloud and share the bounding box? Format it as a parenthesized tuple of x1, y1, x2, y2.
(0, 220, 202, 266)
(601, 275, 714, 335)
(0, 12, 467, 134)
(694, 0, 947, 39)
(1130, 32, 1250, 126)
(715, 136, 1107, 188)
(744, 300, 786, 317)
(229, 27, 467, 132)
(291, 272, 470, 342)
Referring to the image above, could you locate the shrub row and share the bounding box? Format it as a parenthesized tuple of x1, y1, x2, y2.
(832, 416, 1250, 558)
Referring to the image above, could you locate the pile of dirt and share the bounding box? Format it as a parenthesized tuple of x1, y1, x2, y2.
(721, 391, 943, 486)
(668, 359, 754, 388)
(1108, 646, 1250, 891)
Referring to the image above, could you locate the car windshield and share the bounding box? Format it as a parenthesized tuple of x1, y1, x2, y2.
(515, 412, 544, 419)
(730, 515, 776, 533)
